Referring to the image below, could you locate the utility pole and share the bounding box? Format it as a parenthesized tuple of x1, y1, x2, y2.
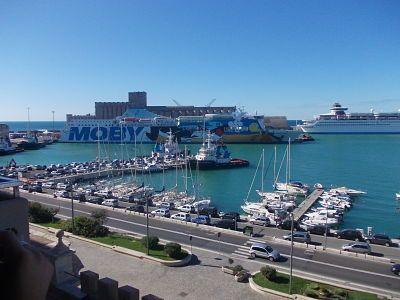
(289, 212, 294, 295)
(27, 107, 31, 133)
(324, 208, 328, 250)
(145, 181, 149, 255)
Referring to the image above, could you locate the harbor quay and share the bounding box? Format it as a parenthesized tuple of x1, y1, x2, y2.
(21, 190, 400, 298)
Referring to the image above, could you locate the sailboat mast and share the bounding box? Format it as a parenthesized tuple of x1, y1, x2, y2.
(288, 137, 291, 183)
(120, 122, 123, 162)
(97, 123, 101, 176)
(273, 145, 277, 188)
(184, 145, 188, 192)
(285, 144, 289, 186)
(261, 148, 265, 193)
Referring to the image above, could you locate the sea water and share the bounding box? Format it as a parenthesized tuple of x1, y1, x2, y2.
(1, 130, 399, 237)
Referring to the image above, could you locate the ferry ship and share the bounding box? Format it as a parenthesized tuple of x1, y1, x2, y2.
(299, 103, 400, 134)
(60, 108, 302, 144)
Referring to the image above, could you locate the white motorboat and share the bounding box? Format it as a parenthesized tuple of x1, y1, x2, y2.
(329, 187, 366, 197)
(396, 193, 400, 200)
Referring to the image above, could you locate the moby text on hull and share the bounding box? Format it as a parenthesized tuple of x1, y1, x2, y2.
(298, 103, 400, 134)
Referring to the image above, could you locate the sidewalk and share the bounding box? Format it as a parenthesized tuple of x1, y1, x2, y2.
(30, 226, 282, 300)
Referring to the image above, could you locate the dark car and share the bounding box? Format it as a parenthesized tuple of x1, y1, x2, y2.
(126, 205, 145, 213)
(307, 224, 331, 236)
(86, 196, 104, 204)
(212, 219, 236, 230)
(391, 264, 400, 275)
(365, 234, 392, 247)
(220, 212, 240, 221)
(22, 184, 30, 190)
(29, 185, 42, 193)
(73, 193, 86, 202)
(336, 229, 364, 241)
(277, 219, 300, 230)
(198, 207, 219, 218)
(191, 215, 211, 225)
(135, 198, 153, 207)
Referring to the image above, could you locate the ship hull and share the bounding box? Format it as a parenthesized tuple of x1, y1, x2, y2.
(189, 158, 249, 170)
(299, 120, 400, 134)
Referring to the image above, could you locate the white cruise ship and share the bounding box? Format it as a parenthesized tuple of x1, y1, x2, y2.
(299, 103, 400, 134)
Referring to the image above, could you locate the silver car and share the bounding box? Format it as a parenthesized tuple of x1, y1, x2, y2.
(249, 243, 280, 262)
(342, 242, 371, 254)
(283, 231, 311, 244)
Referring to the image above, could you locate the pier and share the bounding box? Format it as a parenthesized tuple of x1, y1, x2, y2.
(292, 189, 324, 222)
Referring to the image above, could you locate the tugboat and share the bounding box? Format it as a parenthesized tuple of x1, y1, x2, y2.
(152, 129, 185, 159)
(189, 132, 249, 170)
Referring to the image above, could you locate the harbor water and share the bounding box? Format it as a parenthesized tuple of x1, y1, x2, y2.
(1, 130, 399, 237)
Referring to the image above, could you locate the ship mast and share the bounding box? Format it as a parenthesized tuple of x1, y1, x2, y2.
(261, 148, 265, 193)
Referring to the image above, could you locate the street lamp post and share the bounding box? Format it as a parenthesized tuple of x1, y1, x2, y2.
(145, 182, 149, 255)
(289, 213, 294, 295)
(324, 209, 328, 250)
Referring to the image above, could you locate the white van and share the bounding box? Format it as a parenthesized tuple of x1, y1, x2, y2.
(102, 199, 119, 208)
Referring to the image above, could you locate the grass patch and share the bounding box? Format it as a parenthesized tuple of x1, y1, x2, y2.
(92, 234, 188, 261)
(253, 272, 378, 299)
(33, 220, 188, 262)
(36, 219, 64, 229)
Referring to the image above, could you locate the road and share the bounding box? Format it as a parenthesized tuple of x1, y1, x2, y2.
(24, 191, 400, 296)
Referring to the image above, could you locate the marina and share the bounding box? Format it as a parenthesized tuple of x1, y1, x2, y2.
(1, 130, 399, 236)
(292, 189, 325, 222)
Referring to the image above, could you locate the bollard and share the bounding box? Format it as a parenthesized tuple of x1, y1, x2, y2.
(98, 277, 119, 300)
(119, 285, 140, 300)
(80, 270, 99, 300)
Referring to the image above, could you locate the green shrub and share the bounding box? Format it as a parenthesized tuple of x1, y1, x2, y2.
(232, 265, 244, 275)
(308, 283, 321, 290)
(336, 289, 348, 297)
(90, 209, 107, 225)
(28, 202, 57, 223)
(62, 216, 109, 238)
(141, 236, 159, 250)
(164, 242, 182, 259)
(260, 266, 277, 281)
(304, 288, 318, 298)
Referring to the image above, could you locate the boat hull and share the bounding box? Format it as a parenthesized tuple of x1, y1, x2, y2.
(189, 158, 249, 170)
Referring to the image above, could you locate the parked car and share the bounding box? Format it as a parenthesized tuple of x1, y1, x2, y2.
(54, 190, 69, 198)
(151, 208, 170, 218)
(341, 242, 371, 254)
(249, 216, 270, 226)
(302, 224, 331, 236)
(171, 212, 191, 221)
(177, 204, 195, 213)
(198, 207, 219, 218)
(212, 219, 236, 230)
(101, 199, 119, 208)
(126, 205, 145, 213)
(283, 231, 311, 243)
(73, 193, 86, 202)
(391, 264, 400, 276)
(249, 243, 281, 261)
(21, 184, 30, 190)
(29, 185, 42, 193)
(42, 182, 56, 189)
(364, 234, 392, 247)
(220, 212, 240, 221)
(86, 196, 104, 204)
(336, 229, 364, 241)
(156, 201, 174, 210)
(277, 219, 300, 230)
(191, 215, 211, 225)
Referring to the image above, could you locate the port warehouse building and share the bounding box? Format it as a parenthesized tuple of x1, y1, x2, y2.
(66, 91, 290, 128)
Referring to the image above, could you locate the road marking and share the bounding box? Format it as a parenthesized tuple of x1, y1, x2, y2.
(32, 198, 399, 281)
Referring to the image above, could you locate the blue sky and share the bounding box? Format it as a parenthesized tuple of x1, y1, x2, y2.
(1, 0, 399, 121)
